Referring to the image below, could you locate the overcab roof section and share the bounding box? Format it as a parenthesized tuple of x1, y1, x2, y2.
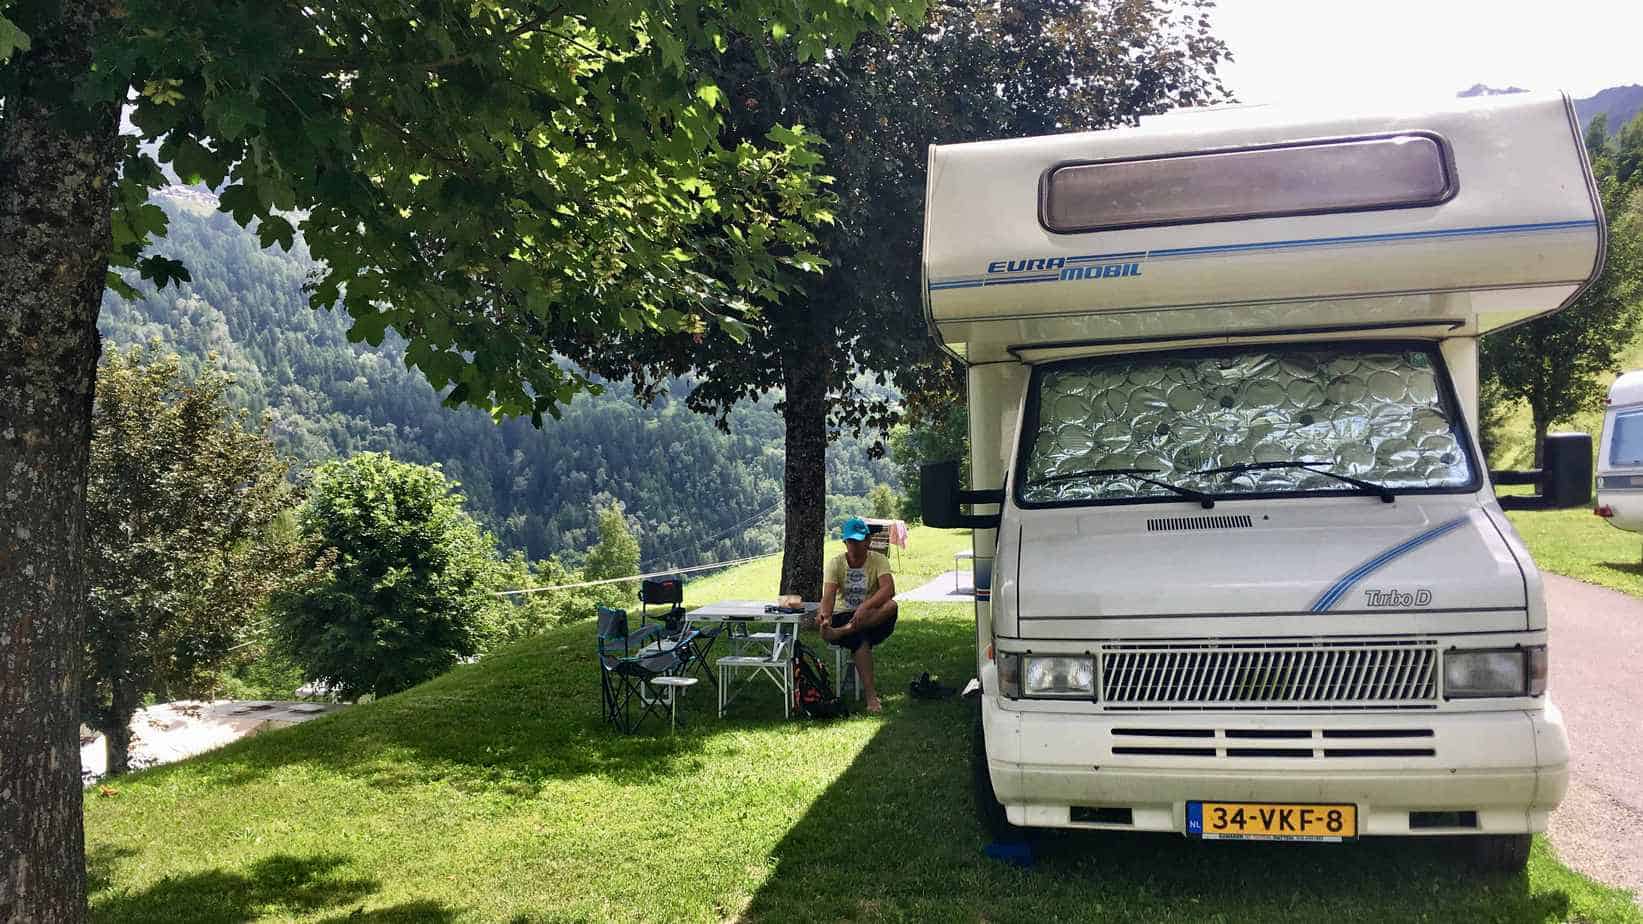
(922, 93, 1603, 365)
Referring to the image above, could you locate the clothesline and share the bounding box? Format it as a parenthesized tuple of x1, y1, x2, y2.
(490, 553, 780, 596)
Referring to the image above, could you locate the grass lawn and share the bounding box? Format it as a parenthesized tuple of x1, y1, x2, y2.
(1506, 504, 1643, 598)
(85, 559, 1640, 923)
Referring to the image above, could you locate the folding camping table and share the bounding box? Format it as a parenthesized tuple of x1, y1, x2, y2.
(686, 600, 815, 718)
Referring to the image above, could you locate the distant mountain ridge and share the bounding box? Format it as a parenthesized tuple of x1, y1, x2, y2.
(1575, 85, 1643, 135)
(1458, 82, 1643, 134)
(102, 194, 898, 568)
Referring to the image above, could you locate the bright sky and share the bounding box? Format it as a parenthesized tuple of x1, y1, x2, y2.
(1210, 0, 1643, 106)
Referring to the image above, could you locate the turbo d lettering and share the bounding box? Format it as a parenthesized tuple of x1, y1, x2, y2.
(1362, 589, 1433, 608)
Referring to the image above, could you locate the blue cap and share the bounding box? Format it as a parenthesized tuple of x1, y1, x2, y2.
(841, 516, 870, 542)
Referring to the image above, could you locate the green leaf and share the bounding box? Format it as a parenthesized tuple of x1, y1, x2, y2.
(105, 270, 139, 300)
(170, 136, 228, 189)
(348, 311, 392, 347)
(717, 316, 751, 343)
(136, 255, 192, 289)
(217, 185, 262, 226)
(205, 93, 267, 142)
(257, 215, 297, 252)
(0, 12, 31, 62)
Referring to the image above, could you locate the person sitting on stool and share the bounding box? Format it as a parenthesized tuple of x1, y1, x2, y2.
(817, 516, 897, 714)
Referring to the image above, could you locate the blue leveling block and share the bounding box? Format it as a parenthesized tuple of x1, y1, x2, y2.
(983, 840, 1035, 867)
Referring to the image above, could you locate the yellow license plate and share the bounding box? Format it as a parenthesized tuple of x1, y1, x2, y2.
(1187, 801, 1356, 841)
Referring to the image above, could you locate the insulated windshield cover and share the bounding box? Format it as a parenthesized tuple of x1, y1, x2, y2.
(1041, 134, 1453, 233)
(1019, 345, 1473, 504)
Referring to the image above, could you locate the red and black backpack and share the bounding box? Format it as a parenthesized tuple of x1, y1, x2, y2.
(792, 641, 846, 719)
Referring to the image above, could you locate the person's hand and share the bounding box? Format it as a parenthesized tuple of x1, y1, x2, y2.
(817, 621, 836, 642)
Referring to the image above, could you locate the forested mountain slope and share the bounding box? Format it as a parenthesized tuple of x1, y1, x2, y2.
(100, 189, 896, 568)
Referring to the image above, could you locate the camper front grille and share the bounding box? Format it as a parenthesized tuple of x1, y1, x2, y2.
(1100, 640, 1438, 710)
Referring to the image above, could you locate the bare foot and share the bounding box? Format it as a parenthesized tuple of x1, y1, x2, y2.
(865, 695, 883, 714)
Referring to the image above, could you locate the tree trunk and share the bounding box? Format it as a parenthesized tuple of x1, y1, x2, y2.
(0, 1, 119, 920)
(100, 678, 138, 778)
(779, 350, 828, 600)
(1530, 332, 1548, 469)
(1532, 411, 1550, 470)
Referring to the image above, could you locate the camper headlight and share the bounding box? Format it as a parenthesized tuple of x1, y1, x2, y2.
(1022, 655, 1096, 699)
(1444, 646, 1547, 698)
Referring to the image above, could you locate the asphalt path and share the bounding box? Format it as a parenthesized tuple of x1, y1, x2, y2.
(1544, 574, 1643, 902)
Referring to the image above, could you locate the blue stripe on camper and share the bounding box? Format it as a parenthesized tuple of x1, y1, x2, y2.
(927, 219, 1599, 293)
(1308, 516, 1471, 613)
(1143, 220, 1596, 262)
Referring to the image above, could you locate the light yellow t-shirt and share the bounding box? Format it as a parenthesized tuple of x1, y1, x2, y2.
(824, 550, 892, 611)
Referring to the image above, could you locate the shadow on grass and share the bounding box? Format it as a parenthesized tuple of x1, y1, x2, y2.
(1597, 559, 1643, 580)
(134, 620, 730, 794)
(88, 847, 456, 923)
(176, 612, 978, 797)
(733, 625, 1587, 922)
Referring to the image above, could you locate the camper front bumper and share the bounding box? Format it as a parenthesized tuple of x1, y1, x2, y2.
(982, 698, 1568, 835)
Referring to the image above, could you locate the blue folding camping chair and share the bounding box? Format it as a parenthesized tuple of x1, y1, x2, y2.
(596, 605, 695, 733)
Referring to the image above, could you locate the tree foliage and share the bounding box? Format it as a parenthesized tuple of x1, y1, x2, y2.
(558, 0, 1231, 594)
(584, 502, 643, 604)
(887, 403, 970, 522)
(35, 0, 928, 422)
(1483, 114, 1643, 455)
(83, 344, 299, 775)
(3, 0, 915, 914)
(270, 453, 496, 700)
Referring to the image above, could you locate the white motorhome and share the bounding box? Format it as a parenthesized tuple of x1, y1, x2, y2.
(920, 93, 1601, 871)
(1597, 370, 1643, 531)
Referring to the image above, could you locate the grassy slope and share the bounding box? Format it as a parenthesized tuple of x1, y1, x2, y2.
(1484, 327, 1643, 595)
(84, 527, 1639, 923)
(1507, 505, 1643, 597)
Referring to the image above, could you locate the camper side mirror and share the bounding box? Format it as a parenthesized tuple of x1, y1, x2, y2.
(920, 461, 1003, 530)
(1494, 432, 1593, 511)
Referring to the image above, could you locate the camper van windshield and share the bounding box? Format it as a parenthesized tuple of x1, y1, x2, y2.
(1018, 343, 1475, 506)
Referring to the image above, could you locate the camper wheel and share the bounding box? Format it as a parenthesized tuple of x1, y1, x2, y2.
(971, 705, 1020, 842)
(1464, 833, 1531, 875)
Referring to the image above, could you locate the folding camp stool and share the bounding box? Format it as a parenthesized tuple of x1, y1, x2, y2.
(829, 645, 863, 701)
(648, 675, 698, 732)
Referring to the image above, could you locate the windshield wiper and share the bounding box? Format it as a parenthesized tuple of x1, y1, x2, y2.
(1196, 461, 1396, 504)
(1037, 467, 1216, 509)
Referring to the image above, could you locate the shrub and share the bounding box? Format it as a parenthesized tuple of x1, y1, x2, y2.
(270, 453, 494, 699)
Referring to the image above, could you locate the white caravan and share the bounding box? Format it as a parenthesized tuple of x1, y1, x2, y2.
(1597, 371, 1643, 531)
(919, 93, 1601, 871)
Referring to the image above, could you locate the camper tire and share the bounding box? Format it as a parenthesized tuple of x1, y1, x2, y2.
(1465, 834, 1531, 875)
(971, 706, 1020, 842)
